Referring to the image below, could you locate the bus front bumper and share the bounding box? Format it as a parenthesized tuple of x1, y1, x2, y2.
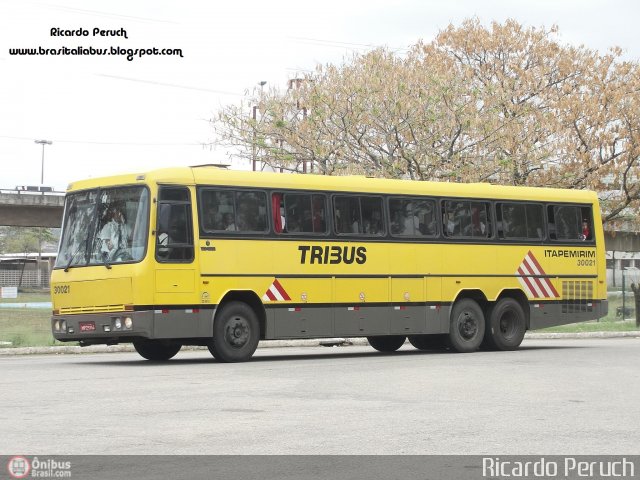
(52, 311, 153, 345)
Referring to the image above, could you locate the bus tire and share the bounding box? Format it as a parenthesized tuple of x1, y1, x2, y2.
(483, 298, 526, 351)
(208, 301, 260, 362)
(133, 339, 181, 361)
(367, 335, 406, 352)
(448, 299, 485, 353)
(408, 334, 448, 351)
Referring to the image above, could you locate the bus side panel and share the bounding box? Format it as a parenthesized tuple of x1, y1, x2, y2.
(390, 278, 426, 334)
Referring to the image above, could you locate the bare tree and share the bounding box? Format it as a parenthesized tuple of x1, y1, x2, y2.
(212, 18, 640, 226)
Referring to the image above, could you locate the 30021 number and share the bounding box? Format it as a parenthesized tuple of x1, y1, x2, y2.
(577, 259, 595, 267)
(54, 285, 70, 294)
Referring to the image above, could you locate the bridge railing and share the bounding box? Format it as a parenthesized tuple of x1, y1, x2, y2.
(0, 188, 65, 195)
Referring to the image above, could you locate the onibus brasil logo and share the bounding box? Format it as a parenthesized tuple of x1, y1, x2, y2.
(7, 456, 72, 478)
(7, 456, 30, 479)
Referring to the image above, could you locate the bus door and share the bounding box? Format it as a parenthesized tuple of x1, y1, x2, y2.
(153, 186, 198, 338)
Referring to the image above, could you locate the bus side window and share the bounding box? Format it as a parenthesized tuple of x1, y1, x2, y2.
(334, 196, 361, 234)
(526, 204, 544, 240)
(580, 206, 593, 241)
(443, 200, 489, 239)
(360, 197, 384, 236)
(499, 203, 526, 238)
(279, 193, 327, 235)
(547, 205, 557, 240)
(311, 195, 327, 233)
(236, 191, 267, 232)
(389, 197, 435, 237)
(470, 202, 490, 238)
(549, 205, 582, 241)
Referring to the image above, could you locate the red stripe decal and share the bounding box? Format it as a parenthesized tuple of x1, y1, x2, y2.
(524, 257, 551, 297)
(518, 267, 540, 298)
(265, 289, 277, 301)
(526, 252, 559, 297)
(272, 279, 291, 301)
(526, 251, 546, 274)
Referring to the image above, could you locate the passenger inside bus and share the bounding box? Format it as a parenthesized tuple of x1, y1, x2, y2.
(581, 220, 591, 241)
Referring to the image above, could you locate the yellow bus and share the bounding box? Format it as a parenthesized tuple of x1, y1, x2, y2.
(51, 166, 607, 362)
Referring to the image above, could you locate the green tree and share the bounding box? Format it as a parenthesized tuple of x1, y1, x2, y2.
(1, 227, 55, 255)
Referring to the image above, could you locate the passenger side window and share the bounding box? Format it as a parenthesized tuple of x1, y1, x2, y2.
(497, 203, 544, 240)
(199, 189, 267, 234)
(389, 198, 437, 236)
(548, 205, 593, 241)
(443, 200, 491, 239)
(273, 193, 327, 234)
(334, 196, 384, 236)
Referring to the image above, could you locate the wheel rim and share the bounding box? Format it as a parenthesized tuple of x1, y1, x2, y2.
(456, 310, 478, 340)
(224, 315, 251, 349)
(498, 308, 518, 340)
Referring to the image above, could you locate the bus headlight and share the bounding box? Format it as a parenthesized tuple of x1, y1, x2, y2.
(60, 320, 67, 332)
(114, 318, 122, 330)
(54, 320, 60, 332)
(124, 317, 133, 330)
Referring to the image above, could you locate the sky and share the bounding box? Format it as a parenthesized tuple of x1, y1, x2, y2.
(0, 0, 639, 191)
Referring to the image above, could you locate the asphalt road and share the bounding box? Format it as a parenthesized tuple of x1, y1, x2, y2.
(1, 338, 639, 455)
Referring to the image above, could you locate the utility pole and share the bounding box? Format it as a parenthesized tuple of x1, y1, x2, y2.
(34, 139, 52, 184)
(252, 81, 267, 171)
(288, 78, 311, 173)
(252, 105, 258, 171)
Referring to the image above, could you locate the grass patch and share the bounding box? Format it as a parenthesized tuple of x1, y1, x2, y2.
(0, 292, 51, 304)
(539, 319, 639, 333)
(0, 307, 70, 348)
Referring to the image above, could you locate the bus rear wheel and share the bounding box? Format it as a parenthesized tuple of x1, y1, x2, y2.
(367, 335, 406, 352)
(448, 299, 485, 353)
(483, 298, 526, 351)
(208, 301, 260, 362)
(133, 339, 181, 361)
(408, 334, 448, 351)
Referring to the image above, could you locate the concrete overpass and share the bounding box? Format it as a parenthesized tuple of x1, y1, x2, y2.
(0, 189, 65, 227)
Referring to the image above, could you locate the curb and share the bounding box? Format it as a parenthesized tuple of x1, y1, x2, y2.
(0, 332, 638, 356)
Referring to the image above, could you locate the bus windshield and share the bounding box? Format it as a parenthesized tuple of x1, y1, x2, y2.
(55, 186, 150, 269)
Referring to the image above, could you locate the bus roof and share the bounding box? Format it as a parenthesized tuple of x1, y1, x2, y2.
(67, 166, 599, 204)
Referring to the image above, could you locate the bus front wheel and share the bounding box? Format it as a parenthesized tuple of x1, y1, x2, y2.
(208, 302, 260, 362)
(133, 339, 181, 361)
(448, 299, 485, 353)
(367, 335, 406, 352)
(483, 298, 526, 351)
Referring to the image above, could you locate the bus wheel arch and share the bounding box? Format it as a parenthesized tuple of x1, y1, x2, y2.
(216, 290, 266, 339)
(208, 291, 265, 363)
(448, 291, 487, 353)
(483, 291, 528, 351)
(496, 289, 530, 329)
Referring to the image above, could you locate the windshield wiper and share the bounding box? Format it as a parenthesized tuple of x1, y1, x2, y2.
(63, 244, 85, 272)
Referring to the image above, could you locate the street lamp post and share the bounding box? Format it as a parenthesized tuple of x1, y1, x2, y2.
(34, 139, 52, 184)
